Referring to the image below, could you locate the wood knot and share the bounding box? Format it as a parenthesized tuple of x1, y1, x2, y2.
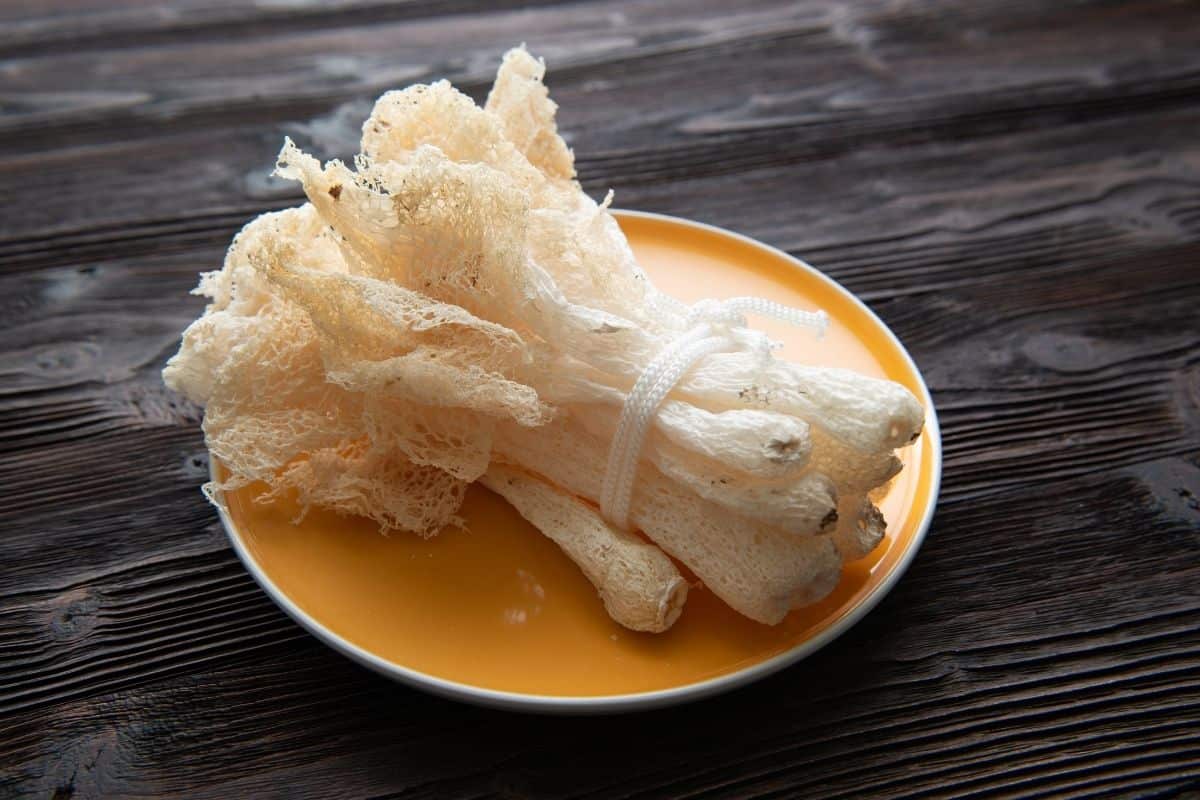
(1022, 332, 1108, 373)
(1129, 457, 1200, 530)
(31, 342, 102, 377)
(181, 451, 210, 478)
(49, 590, 101, 642)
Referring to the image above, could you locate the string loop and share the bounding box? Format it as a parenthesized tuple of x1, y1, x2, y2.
(598, 297, 828, 529)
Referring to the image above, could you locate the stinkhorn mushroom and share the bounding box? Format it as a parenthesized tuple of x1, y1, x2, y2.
(164, 46, 923, 633)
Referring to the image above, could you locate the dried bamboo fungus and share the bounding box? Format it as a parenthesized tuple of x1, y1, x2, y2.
(163, 45, 924, 633)
(492, 417, 843, 625)
(480, 464, 687, 633)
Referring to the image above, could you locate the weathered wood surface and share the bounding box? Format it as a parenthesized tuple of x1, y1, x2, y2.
(2, 0, 1199, 797)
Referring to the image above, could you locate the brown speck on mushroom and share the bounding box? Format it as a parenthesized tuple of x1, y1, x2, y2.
(765, 437, 801, 461)
(328, 184, 343, 200)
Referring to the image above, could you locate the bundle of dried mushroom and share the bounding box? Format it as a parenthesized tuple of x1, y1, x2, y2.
(164, 47, 924, 633)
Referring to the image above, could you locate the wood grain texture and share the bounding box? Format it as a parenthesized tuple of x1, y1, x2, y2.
(1, 1, 1199, 797)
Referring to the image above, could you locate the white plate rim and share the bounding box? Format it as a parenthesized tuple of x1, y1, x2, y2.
(213, 208, 943, 714)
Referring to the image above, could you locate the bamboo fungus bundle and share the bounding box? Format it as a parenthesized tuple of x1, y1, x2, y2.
(164, 46, 924, 633)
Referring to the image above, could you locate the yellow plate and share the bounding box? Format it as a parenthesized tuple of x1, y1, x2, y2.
(214, 210, 942, 713)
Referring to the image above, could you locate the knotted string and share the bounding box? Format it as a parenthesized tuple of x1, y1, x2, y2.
(599, 296, 829, 529)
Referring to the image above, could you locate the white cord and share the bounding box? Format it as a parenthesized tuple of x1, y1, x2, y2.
(599, 296, 829, 529)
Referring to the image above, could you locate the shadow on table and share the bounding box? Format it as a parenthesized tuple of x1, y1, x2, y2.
(342, 607, 915, 799)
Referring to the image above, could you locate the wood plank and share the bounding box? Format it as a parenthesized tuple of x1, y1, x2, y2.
(3, 97, 1199, 274)
(0, 231, 1194, 578)
(2, 0, 1197, 161)
(0, 466, 1196, 797)
(0, 229, 1196, 788)
(0, 0, 593, 57)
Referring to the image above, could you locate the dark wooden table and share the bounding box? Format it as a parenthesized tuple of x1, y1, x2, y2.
(3, 2, 1199, 797)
